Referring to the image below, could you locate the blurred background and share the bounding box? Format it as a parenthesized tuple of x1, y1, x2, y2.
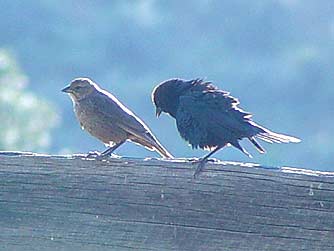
(0, 0, 333, 170)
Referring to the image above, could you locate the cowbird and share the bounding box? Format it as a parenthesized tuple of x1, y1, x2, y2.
(62, 77, 173, 159)
(152, 78, 300, 176)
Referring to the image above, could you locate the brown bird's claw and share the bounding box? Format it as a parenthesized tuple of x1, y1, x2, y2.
(188, 157, 200, 162)
(86, 150, 120, 160)
(86, 151, 102, 159)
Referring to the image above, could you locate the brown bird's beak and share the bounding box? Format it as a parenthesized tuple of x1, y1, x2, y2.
(61, 85, 72, 93)
(155, 107, 162, 117)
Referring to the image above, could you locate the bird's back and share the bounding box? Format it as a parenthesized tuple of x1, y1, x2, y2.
(175, 79, 299, 155)
(176, 85, 260, 149)
(74, 91, 129, 144)
(153, 78, 300, 157)
(76, 89, 173, 158)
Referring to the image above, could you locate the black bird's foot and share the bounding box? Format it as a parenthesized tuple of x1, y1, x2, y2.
(192, 158, 215, 178)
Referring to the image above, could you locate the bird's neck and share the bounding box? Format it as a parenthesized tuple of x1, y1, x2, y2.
(162, 98, 179, 118)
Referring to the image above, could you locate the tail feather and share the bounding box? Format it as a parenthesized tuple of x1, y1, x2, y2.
(249, 137, 266, 153)
(130, 133, 174, 159)
(256, 130, 301, 144)
(153, 141, 174, 159)
(250, 121, 301, 144)
(231, 140, 253, 158)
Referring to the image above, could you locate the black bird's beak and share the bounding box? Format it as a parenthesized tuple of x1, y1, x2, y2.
(61, 85, 71, 93)
(155, 107, 162, 117)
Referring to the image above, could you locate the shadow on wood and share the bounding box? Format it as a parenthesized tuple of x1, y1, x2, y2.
(0, 151, 334, 251)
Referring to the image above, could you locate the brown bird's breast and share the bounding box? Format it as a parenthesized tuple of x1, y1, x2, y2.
(74, 100, 127, 145)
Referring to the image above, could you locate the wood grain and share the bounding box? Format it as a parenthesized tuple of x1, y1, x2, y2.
(0, 152, 333, 251)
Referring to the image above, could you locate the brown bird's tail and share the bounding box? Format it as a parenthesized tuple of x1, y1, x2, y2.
(130, 132, 174, 159)
(153, 141, 174, 159)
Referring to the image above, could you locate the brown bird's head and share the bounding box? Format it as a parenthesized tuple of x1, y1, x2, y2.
(62, 78, 97, 101)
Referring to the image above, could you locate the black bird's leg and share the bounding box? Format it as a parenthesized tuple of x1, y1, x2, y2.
(87, 140, 126, 159)
(193, 146, 222, 178)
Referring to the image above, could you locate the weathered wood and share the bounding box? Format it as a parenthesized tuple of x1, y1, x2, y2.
(0, 151, 333, 251)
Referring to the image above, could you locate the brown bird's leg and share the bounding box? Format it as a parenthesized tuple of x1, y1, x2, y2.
(99, 140, 126, 157)
(193, 146, 222, 178)
(87, 140, 126, 159)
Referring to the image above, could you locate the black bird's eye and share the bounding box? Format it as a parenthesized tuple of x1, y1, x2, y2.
(74, 86, 82, 90)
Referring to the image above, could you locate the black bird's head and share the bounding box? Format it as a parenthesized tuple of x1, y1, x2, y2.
(152, 78, 195, 118)
(62, 78, 98, 101)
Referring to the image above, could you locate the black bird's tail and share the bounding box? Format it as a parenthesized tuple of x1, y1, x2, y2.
(231, 140, 253, 158)
(249, 121, 301, 152)
(256, 130, 301, 144)
(248, 137, 266, 153)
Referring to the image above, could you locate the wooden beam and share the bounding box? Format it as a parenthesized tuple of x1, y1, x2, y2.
(0, 152, 333, 251)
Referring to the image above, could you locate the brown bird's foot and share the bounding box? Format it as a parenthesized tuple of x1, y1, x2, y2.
(86, 151, 103, 159)
(192, 158, 215, 178)
(188, 157, 200, 162)
(86, 150, 120, 160)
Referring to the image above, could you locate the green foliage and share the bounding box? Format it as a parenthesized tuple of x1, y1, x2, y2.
(0, 50, 59, 151)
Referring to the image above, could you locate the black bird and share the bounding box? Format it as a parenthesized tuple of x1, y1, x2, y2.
(152, 78, 300, 177)
(62, 77, 173, 159)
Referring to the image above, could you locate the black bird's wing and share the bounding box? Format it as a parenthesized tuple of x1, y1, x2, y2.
(176, 89, 258, 156)
(176, 85, 300, 156)
(92, 91, 173, 158)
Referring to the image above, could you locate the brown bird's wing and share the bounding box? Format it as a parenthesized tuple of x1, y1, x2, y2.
(92, 91, 173, 158)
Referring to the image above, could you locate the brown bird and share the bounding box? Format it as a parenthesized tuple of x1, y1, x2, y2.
(62, 77, 173, 159)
